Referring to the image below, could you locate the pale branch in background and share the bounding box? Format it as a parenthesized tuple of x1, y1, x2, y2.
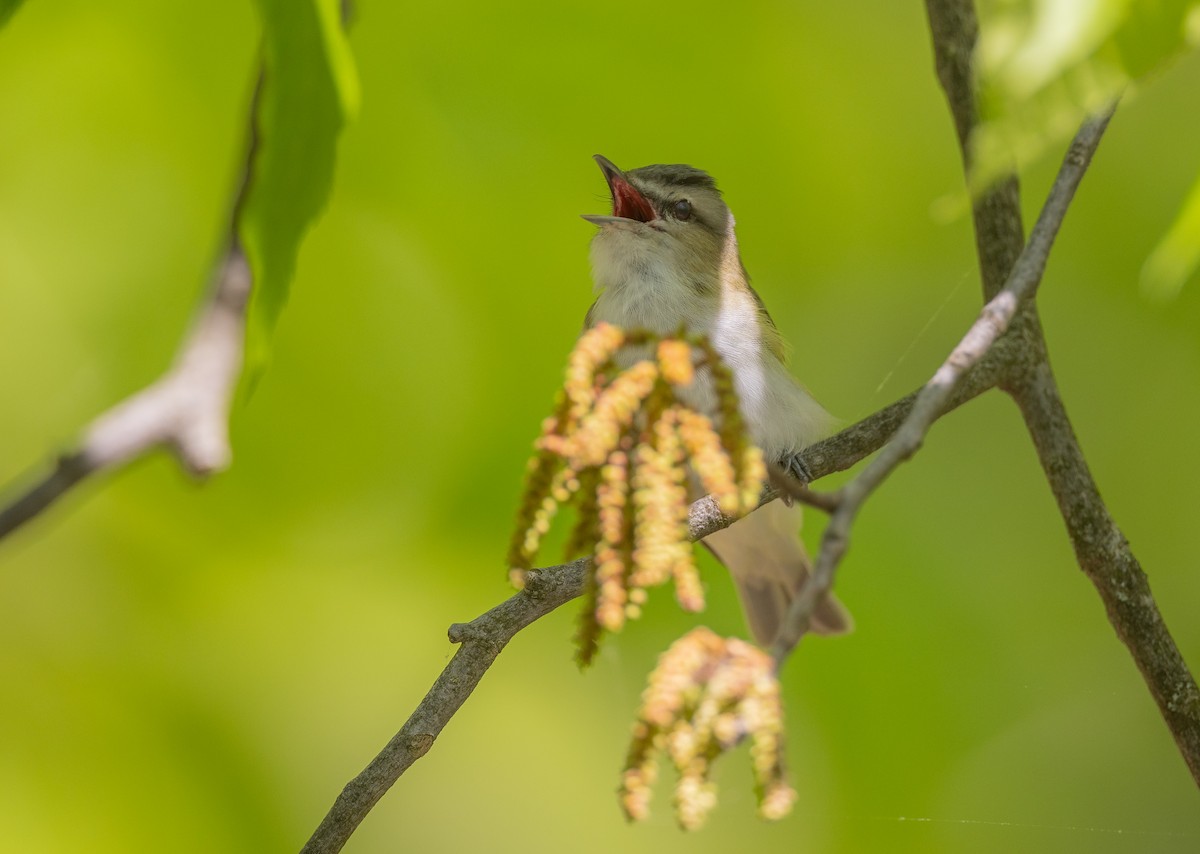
(0, 246, 250, 540)
(924, 0, 1200, 787)
(0, 2, 358, 543)
(0, 64, 265, 542)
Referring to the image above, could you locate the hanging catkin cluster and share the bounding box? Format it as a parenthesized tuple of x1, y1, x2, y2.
(619, 627, 796, 830)
(506, 322, 765, 665)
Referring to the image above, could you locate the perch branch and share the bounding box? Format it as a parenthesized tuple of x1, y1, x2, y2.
(297, 371, 997, 854)
(298, 557, 590, 854)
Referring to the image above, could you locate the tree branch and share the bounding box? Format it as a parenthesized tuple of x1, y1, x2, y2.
(298, 557, 589, 854)
(801, 348, 1004, 480)
(1012, 358, 1200, 781)
(297, 373, 997, 854)
(925, 0, 1026, 301)
(926, 0, 1200, 788)
(768, 108, 1114, 662)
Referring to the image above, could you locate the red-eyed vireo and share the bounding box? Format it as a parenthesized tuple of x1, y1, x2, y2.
(582, 155, 851, 644)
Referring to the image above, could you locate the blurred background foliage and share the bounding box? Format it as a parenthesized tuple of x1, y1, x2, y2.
(240, 0, 357, 383)
(1, 1, 1198, 852)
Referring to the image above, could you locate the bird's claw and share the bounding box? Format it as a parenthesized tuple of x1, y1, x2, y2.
(780, 451, 813, 485)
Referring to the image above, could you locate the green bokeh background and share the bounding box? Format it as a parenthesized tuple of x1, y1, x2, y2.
(2, 2, 1199, 852)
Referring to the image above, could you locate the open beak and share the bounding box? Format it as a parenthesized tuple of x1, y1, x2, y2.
(582, 154, 657, 226)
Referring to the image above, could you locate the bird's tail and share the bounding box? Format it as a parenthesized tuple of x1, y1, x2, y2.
(702, 499, 852, 646)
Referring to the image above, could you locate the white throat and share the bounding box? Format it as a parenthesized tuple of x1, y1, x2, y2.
(586, 217, 834, 457)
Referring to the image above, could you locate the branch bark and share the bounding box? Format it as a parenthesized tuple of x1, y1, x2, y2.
(298, 557, 589, 854)
(297, 374, 995, 854)
(925, 0, 1026, 301)
(925, 0, 1200, 786)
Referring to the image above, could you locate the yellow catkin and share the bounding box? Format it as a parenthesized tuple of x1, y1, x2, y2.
(507, 465, 573, 589)
(564, 322, 626, 423)
(618, 719, 661, 822)
(628, 440, 671, 588)
(507, 453, 559, 570)
(676, 408, 739, 514)
(575, 569, 601, 667)
(510, 329, 772, 669)
(702, 339, 760, 498)
(569, 360, 659, 468)
(656, 338, 695, 386)
(737, 445, 767, 515)
(658, 409, 704, 612)
(758, 783, 798, 821)
(630, 407, 695, 602)
(592, 450, 632, 634)
(619, 628, 797, 828)
(673, 766, 718, 831)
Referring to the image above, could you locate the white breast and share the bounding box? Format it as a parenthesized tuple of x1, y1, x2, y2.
(588, 229, 834, 458)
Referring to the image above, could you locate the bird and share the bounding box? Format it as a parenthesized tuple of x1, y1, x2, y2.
(581, 154, 851, 645)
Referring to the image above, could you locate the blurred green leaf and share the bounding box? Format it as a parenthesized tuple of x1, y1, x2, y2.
(1141, 170, 1200, 298)
(238, 0, 359, 383)
(0, 0, 27, 28)
(1113, 0, 1199, 75)
(972, 0, 1200, 192)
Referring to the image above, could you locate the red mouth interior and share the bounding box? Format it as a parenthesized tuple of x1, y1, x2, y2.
(611, 177, 656, 223)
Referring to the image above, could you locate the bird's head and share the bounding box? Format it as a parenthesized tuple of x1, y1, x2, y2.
(583, 155, 740, 295)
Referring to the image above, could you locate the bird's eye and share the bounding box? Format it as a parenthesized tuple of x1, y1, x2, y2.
(671, 199, 693, 221)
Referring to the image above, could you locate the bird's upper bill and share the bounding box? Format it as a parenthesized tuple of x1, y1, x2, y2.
(583, 155, 656, 226)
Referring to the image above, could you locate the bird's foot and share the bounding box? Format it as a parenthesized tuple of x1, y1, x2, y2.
(780, 451, 813, 485)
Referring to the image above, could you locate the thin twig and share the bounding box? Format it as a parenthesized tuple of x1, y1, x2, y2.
(768, 108, 1115, 663)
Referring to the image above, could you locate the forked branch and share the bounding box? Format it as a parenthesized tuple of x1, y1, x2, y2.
(925, 0, 1200, 788)
(768, 108, 1115, 661)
